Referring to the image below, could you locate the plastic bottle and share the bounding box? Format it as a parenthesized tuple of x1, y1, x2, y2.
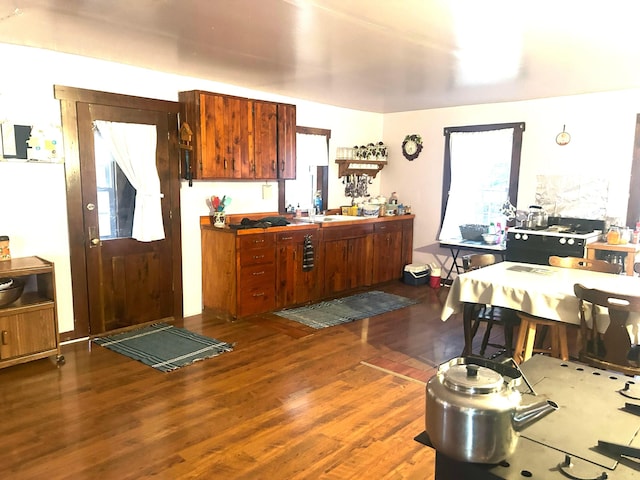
(314, 191, 322, 214)
(295, 203, 302, 218)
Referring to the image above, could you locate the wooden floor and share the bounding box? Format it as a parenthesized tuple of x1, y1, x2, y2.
(0, 282, 577, 479)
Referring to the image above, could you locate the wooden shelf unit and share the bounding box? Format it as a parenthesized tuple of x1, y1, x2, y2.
(586, 241, 640, 276)
(0, 256, 63, 369)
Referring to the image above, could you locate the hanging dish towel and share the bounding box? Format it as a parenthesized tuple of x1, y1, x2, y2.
(302, 235, 315, 271)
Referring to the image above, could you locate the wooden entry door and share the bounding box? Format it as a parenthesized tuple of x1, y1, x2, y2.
(56, 86, 182, 338)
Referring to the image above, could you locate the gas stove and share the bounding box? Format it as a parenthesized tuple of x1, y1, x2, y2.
(506, 217, 605, 265)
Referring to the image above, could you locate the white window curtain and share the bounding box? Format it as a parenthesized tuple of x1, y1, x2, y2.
(93, 120, 165, 242)
(439, 128, 514, 240)
(286, 132, 328, 208)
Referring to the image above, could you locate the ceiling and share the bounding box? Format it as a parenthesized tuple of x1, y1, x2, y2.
(2, 0, 640, 113)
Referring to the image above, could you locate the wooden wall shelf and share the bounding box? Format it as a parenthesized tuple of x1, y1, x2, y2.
(335, 159, 386, 178)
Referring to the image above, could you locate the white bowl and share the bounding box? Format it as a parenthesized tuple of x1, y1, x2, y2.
(481, 233, 500, 245)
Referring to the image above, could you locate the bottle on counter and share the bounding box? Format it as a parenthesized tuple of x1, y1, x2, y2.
(314, 191, 322, 214)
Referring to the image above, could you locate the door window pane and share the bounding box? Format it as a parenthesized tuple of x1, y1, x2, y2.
(94, 132, 135, 239)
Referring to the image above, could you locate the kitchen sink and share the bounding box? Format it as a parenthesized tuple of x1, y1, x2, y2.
(298, 215, 370, 223)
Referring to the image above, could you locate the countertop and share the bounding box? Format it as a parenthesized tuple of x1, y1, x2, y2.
(200, 214, 414, 235)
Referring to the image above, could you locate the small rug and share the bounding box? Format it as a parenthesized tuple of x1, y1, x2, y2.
(93, 323, 234, 372)
(274, 290, 418, 329)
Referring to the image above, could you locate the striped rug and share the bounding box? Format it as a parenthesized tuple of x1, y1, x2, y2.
(274, 290, 418, 329)
(93, 323, 234, 372)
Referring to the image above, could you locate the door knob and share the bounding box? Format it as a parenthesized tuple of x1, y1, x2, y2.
(88, 226, 100, 247)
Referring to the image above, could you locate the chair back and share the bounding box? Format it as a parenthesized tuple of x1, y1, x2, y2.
(574, 283, 640, 375)
(464, 253, 497, 272)
(634, 262, 640, 275)
(549, 255, 622, 274)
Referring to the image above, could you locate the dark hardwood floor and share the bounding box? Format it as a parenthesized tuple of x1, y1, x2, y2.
(0, 282, 576, 479)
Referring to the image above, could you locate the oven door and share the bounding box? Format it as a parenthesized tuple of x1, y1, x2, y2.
(505, 233, 586, 265)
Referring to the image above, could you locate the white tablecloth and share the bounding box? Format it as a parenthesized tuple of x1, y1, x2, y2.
(441, 261, 640, 339)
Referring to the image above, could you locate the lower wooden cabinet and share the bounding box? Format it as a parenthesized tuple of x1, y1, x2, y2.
(237, 234, 276, 317)
(323, 223, 373, 296)
(201, 216, 414, 318)
(276, 230, 322, 308)
(372, 221, 403, 284)
(0, 256, 63, 369)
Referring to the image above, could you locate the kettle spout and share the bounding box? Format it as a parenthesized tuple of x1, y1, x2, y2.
(513, 399, 558, 432)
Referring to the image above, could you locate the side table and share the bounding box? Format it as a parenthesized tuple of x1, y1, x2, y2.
(586, 241, 640, 276)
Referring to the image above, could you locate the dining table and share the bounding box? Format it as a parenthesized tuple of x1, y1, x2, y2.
(441, 261, 640, 356)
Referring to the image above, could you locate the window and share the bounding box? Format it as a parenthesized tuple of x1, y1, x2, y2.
(439, 122, 524, 240)
(280, 126, 330, 213)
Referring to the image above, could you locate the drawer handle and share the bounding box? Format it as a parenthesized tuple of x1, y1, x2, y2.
(252, 271, 265, 276)
(253, 292, 265, 297)
(253, 255, 265, 259)
(1, 330, 8, 345)
(253, 239, 265, 244)
(280, 236, 293, 240)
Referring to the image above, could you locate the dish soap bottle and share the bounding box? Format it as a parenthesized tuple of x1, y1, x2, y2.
(314, 191, 322, 215)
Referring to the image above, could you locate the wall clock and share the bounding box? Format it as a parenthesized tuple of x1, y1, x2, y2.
(402, 134, 423, 161)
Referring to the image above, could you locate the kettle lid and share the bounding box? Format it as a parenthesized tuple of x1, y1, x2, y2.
(442, 363, 504, 394)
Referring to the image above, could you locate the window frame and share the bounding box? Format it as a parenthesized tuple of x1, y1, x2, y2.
(278, 126, 331, 213)
(440, 122, 525, 228)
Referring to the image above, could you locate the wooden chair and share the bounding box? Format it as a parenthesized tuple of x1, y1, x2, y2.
(549, 255, 623, 274)
(574, 283, 640, 376)
(463, 254, 520, 357)
(513, 256, 621, 364)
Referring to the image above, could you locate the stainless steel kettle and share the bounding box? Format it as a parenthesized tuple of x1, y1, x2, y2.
(525, 205, 548, 229)
(425, 357, 558, 463)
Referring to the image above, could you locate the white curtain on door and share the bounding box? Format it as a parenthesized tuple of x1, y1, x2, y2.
(93, 120, 165, 242)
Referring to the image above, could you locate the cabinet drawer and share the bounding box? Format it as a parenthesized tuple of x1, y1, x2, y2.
(374, 221, 403, 234)
(237, 284, 276, 316)
(239, 247, 276, 266)
(323, 224, 373, 242)
(239, 264, 276, 289)
(239, 233, 276, 250)
(276, 231, 316, 245)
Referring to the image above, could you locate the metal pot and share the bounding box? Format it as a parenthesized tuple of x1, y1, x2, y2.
(525, 205, 548, 229)
(425, 357, 558, 464)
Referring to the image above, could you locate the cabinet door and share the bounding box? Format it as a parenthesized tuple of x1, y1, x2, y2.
(276, 232, 320, 307)
(372, 231, 403, 283)
(200, 93, 251, 179)
(348, 235, 373, 288)
(323, 239, 349, 296)
(0, 308, 56, 360)
(253, 101, 278, 179)
(277, 103, 296, 179)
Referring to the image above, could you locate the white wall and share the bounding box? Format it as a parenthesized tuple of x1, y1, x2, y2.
(3, 43, 640, 334)
(0, 43, 383, 333)
(381, 91, 640, 272)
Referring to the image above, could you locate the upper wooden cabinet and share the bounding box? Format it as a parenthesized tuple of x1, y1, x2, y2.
(277, 103, 296, 180)
(179, 90, 296, 180)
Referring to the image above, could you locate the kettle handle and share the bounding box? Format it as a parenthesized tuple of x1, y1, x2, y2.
(463, 355, 522, 381)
